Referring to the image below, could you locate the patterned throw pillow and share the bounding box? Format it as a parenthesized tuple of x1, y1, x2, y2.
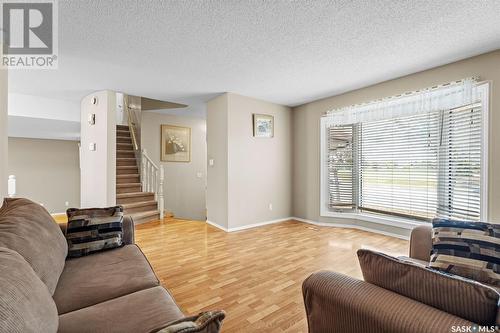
(429, 218, 500, 287)
(156, 311, 226, 333)
(66, 206, 124, 258)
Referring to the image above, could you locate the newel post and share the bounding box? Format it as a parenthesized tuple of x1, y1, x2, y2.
(159, 165, 165, 219)
(8, 175, 16, 198)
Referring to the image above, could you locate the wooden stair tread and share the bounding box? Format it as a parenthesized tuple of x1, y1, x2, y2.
(116, 158, 136, 160)
(117, 174, 140, 178)
(117, 191, 155, 198)
(117, 166, 138, 169)
(122, 200, 157, 209)
(117, 182, 141, 187)
(128, 210, 160, 221)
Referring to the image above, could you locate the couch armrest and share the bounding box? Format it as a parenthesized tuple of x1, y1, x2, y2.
(122, 215, 135, 245)
(302, 271, 473, 333)
(57, 221, 67, 235)
(409, 225, 432, 262)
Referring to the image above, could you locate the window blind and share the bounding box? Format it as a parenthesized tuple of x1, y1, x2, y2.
(437, 103, 482, 221)
(325, 102, 483, 222)
(358, 112, 440, 220)
(327, 125, 356, 210)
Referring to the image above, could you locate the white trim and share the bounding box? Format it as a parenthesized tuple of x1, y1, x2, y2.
(292, 217, 410, 240)
(478, 82, 490, 222)
(319, 211, 423, 230)
(207, 216, 409, 240)
(227, 217, 294, 232)
(206, 220, 228, 232)
(207, 217, 294, 232)
(320, 116, 328, 219)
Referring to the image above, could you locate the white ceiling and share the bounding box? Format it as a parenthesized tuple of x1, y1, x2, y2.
(8, 0, 500, 109)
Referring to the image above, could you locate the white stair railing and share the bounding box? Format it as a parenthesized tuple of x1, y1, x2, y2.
(141, 149, 165, 219)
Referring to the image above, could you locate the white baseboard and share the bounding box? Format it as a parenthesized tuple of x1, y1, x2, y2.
(291, 217, 409, 240)
(206, 217, 294, 232)
(227, 217, 294, 232)
(206, 216, 409, 240)
(206, 220, 228, 232)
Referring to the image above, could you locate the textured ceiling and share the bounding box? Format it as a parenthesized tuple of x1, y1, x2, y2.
(8, 0, 500, 109)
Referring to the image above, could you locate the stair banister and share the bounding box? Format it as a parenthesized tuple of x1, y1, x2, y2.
(159, 165, 164, 219)
(140, 149, 164, 219)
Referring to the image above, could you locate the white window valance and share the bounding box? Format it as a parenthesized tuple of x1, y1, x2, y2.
(324, 78, 479, 125)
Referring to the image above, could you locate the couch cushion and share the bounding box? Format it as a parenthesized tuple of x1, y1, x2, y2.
(58, 286, 184, 333)
(0, 247, 59, 333)
(0, 198, 68, 295)
(429, 218, 500, 287)
(53, 244, 159, 314)
(358, 249, 500, 326)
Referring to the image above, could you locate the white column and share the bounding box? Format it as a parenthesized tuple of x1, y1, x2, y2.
(80, 91, 117, 207)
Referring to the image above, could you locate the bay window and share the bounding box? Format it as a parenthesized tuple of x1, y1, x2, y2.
(320, 79, 489, 224)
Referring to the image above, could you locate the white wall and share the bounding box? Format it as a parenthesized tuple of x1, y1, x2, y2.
(80, 91, 116, 207)
(0, 50, 7, 199)
(9, 93, 80, 121)
(8, 138, 80, 213)
(227, 93, 292, 228)
(206, 93, 292, 230)
(207, 94, 229, 229)
(8, 93, 80, 141)
(141, 112, 207, 220)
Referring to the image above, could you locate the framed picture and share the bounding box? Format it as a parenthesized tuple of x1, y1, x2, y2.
(253, 114, 274, 138)
(161, 124, 191, 162)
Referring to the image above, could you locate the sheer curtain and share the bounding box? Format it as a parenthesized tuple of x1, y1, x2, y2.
(324, 78, 477, 125)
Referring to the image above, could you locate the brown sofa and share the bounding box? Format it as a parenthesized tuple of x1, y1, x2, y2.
(302, 225, 478, 333)
(0, 198, 185, 333)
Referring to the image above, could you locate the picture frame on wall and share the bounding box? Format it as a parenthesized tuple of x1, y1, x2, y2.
(253, 114, 274, 138)
(161, 124, 191, 162)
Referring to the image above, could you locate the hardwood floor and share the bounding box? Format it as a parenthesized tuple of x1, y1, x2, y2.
(136, 218, 408, 332)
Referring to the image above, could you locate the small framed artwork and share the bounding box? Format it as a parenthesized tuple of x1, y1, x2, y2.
(253, 114, 274, 138)
(161, 124, 191, 162)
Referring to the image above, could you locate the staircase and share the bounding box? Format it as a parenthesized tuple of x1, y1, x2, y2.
(116, 125, 160, 224)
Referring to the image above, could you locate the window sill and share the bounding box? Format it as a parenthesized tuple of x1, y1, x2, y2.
(320, 211, 428, 230)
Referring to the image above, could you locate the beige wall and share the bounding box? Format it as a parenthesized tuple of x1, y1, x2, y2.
(141, 112, 207, 221)
(293, 50, 500, 236)
(207, 93, 292, 230)
(206, 94, 229, 229)
(227, 93, 292, 228)
(8, 138, 80, 213)
(80, 91, 116, 208)
(0, 47, 7, 198)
